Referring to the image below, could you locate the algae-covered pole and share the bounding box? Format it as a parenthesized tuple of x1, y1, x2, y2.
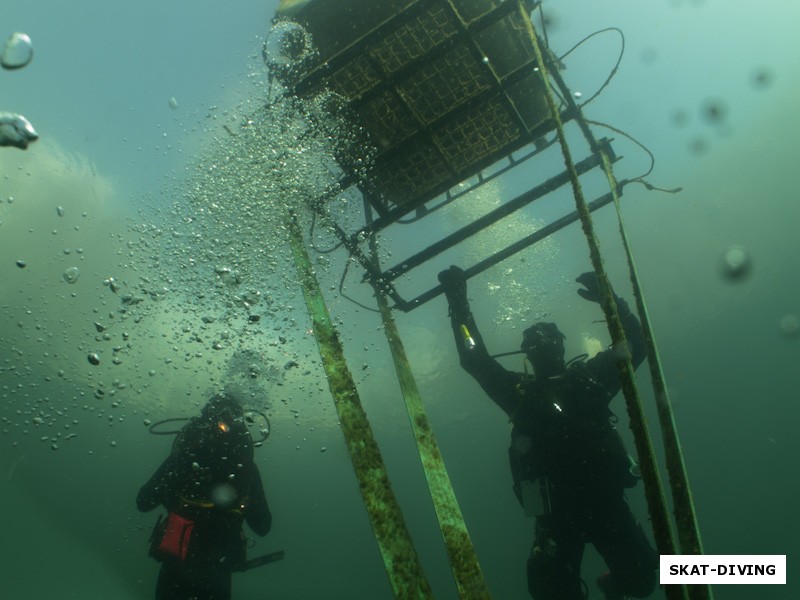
(545, 25, 709, 571)
(517, 4, 687, 600)
(596, 152, 711, 600)
(368, 231, 492, 600)
(538, 9, 710, 599)
(287, 210, 434, 600)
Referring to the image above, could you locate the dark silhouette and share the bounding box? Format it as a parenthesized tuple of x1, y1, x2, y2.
(138, 394, 272, 600)
(438, 266, 657, 600)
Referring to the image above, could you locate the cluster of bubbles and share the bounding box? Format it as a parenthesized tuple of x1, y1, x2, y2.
(716, 245, 798, 339)
(0, 31, 38, 149)
(262, 20, 316, 74)
(1, 19, 378, 455)
(670, 66, 774, 156)
(93, 22, 374, 418)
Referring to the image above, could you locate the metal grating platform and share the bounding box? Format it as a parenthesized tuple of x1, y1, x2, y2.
(276, 0, 551, 216)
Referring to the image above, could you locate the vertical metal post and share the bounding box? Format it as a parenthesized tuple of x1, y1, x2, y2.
(287, 210, 434, 599)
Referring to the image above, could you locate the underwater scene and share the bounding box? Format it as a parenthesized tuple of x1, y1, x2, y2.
(2, 1, 798, 599)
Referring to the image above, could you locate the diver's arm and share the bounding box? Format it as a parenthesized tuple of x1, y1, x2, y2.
(439, 267, 524, 416)
(615, 294, 646, 367)
(580, 273, 646, 395)
(136, 453, 179, 512)
(244, 465, 272, 537)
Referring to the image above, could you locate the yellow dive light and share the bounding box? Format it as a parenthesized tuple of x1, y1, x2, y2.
(460, 324, 476, 350)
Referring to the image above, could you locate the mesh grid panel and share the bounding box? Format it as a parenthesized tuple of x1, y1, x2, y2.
(376, 143, 453, 207)
(397, 44, 492, 124)
(435, 98, 521, 171)
(358, 91, 419, 149)
(287, 0, 551, 212)
(370, 3, 458, 74)
(327, 54, 381, 98)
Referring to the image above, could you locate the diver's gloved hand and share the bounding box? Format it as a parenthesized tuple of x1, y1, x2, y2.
(576, 271, 601, 303)
(438, 265, 468, 309)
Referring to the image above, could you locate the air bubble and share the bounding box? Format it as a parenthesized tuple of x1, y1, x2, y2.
(1, 32, 33, 70)
(751, 67, 773, 90)
(718, 245, 752, 282)
(63, 266, 81, 284)
(263, 21, 312, 68)
(700, 98, 728, 125)
(780, 314, 799, 338)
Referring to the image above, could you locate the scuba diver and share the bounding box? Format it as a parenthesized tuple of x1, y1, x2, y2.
(438, 266, 658, 600)
(137, 393, 273, 600)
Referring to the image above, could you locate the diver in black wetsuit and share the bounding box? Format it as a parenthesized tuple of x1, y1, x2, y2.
(138, 394, 272, 600)
(438, 266, 658, 600)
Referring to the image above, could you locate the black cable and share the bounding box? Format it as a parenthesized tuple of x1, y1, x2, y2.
(337, 255, 381, 313)
(148, 413, 271, 443)
(308, 210, 345, 254)
(585, 119, 681, 193)
(586, 118, 655, 180)
(557, 28, 625, 109)
(536, 2, 550, 50)
(148, 418, 189, 435)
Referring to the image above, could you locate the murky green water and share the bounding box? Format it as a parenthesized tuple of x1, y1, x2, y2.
(2, 1, 798, 599)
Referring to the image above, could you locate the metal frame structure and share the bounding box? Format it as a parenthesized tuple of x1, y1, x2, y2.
(276, 8, 709, 599)
(277, 0, 625, 311)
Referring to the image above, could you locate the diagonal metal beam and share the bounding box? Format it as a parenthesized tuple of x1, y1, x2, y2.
(371, 138, 616, 285)
(393, 184, 623, 312)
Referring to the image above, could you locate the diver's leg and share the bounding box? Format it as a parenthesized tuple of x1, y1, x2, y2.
(155, 561, 190, 600)
(592, 498, 658, 598)
(189, 567, 232, 600)
(211, 569, 233, 600)
(527, 513, 585, 600)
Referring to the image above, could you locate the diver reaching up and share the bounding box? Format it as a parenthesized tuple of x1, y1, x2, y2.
(438, 266, 658, 600)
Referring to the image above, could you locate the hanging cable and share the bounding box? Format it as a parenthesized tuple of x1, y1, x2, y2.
(536, 3, 550, 49)
(338, 257, 380, 313)
(585, 119, 655, 180)
(584, 119, 682, 193)
(557, 28, 625, 109)
(307, 210, 345, 254)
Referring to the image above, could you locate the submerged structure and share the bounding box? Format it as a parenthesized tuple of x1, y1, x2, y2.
(279, 0, 551, 211)
(270, 2, 708, 599)
(273, 0, 621, 310)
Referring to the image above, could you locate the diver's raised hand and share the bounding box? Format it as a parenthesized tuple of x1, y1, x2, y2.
(438, 265, 468, 308)
(576, 271, 601, 303)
